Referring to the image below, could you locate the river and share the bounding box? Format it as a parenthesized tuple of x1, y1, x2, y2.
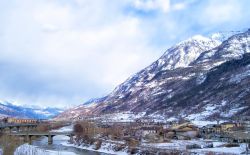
(14, 126, 111, 155)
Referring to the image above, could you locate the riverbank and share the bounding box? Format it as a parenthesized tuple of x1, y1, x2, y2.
(14, 144, 76, 155)
(61, 140, 127, 155)
(61, 138, 247, 155)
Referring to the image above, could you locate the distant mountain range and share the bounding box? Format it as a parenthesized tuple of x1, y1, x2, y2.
(56, 29, 250, 122)
(0, 101, 63, 119)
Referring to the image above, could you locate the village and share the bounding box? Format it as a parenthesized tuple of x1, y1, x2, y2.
(1, 115, 250, 154)
(70, 115, 250, 154)
(1, 114, 250, 154)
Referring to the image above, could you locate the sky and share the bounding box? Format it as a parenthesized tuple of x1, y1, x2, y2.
(0, 0, 249, 108)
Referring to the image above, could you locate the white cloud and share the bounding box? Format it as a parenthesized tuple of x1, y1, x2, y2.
(172, 2, 187, 11)
(202, 0, 242, 25)
(0, 0, 249, 107)
(133, 0, 170, 13)
(0, 0, 162, 107)
(41, 24, 59, 33)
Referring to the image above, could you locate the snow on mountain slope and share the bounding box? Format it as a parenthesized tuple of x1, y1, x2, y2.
(162, 53, 250, 121)
(56, 29, 250, 121)
(0, 101, 63, 119)
(53, 97, 107, 120)
(158, 35, 220, 70)
(108, 35, 220, 97)
(82, 96, 107, 106)
(194, 30, 250, 64)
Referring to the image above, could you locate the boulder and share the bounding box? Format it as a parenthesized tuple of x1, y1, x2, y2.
(93, 140, 102, 150)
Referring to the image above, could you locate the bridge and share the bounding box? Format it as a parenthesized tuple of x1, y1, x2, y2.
(8, 131, 74, 145)
(0, 123, 74, 144)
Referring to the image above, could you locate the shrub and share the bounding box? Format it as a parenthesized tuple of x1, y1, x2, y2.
(73, 123, 83, 134)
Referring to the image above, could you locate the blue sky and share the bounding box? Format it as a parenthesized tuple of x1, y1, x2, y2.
(0, 0, 249, 108)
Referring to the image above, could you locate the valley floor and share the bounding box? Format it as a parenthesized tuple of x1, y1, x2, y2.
(10, 125, 249, 155)
(61, 138, 247, 155)
(13, 139, 247, 155)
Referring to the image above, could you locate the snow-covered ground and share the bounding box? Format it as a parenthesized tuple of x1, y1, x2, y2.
(90, 111, 225, 126)
(191, 120, 220, 127)
(142, 139, 220, 151)
(192, 143, 248, 154)
(92, 112, 146, 122)
(62, 141, 127, 155)
(62, 138, 248, 155)
(14, 139, 247, 155)
(143, 140, 247, 155)
(14, 144, 77, 155)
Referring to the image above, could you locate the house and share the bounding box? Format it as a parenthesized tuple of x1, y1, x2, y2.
(171, 122, 198, 130)
(205, 124, 221, 133)
(7, 117, 37, 124)
(199, 124, 222, 139)
(162, 129, 175, 139)
(243, 120, 250, 131)
(140, 126, 162, 137)
(238, 116, 250, 131)
(221, 122, 236, 131)
(141, 126, 157, 136)
(140, 126, 164, 142)
(169, 121, 179, 127)
(170, 122, 199, 140)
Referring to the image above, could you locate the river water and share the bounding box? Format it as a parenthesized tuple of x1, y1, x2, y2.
(17, 126, 110, 155)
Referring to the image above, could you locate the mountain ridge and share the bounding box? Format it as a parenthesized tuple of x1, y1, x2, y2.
(55, 29, 250, 121)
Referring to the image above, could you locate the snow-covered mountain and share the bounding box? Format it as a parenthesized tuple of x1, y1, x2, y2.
(195, 30, 250, 64)
(56, 29, 250, 121)
(0, 101, 63, 119)
(158, 35, 220, 70)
